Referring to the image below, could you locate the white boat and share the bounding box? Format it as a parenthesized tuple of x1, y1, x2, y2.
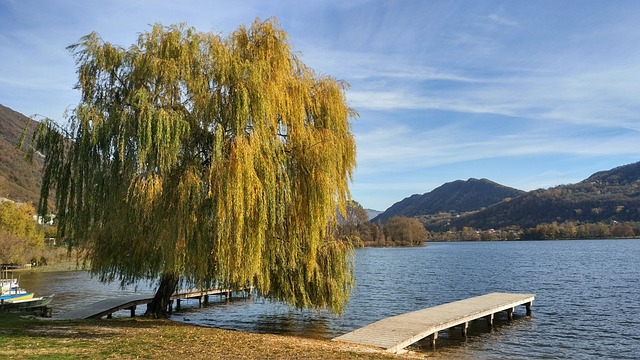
(1, 271, 31, 299)
(1, 277, 25, 295)
(0, 277, 19, 292)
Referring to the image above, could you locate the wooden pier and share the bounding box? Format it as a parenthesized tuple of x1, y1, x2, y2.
(333, 292, 535, 353)
(57, 288, 248, 320)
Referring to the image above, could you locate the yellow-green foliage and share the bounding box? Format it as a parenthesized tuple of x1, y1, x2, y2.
(30, 19, 356, 313)
(0, 201, 44, 264)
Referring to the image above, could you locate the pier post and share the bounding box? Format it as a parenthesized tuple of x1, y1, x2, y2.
(130, 305, 136, 317)
(429, 332, 438, 347)
(526, 302, 532, 316)
(204, 295, 209, 304)
(41, 306, 53, 318)
(176, 299, 181, 311)
(506, 307, 514, 321)
(485, 313, 494, 327)
(461, 322, 468, 337)
(199, 295, 204, 308)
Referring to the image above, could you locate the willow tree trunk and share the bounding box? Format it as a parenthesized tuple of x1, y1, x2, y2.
(145, 273, 178, 318)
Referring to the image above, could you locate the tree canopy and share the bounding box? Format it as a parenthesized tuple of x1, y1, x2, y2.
(29, 19, 357, 314)
(0, 201, 44, 265)
(384, 216, 429, 246)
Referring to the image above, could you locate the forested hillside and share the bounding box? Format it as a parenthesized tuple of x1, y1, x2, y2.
(450, 162, 640, 231)
(0, 104, 42, 204)
(373, 178, 524, 223)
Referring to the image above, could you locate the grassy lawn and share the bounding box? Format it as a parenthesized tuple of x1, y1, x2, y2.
(0, 313, 405, 359)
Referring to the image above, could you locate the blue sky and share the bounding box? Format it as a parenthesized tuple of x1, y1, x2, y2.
(2, 1, 640, 211)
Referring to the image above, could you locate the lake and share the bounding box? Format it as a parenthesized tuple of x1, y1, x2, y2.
(19, 239, 640, 359)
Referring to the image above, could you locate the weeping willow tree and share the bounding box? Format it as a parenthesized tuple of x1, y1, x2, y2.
(28, 18, 357, 317)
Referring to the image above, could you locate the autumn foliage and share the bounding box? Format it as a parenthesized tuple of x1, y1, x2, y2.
(0, 201, 44, 265)
(28, 19, 356, 315)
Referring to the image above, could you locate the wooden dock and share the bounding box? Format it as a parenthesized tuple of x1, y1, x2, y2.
(333, 292, 535, 353)
(57, 288, 245, 320)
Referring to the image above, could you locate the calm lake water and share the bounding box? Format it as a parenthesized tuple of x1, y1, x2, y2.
(20, 240, 640, 359)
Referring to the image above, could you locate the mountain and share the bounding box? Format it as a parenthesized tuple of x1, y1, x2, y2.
(365, 209, 383, 221)
(373, 178, 524, 223)
(585, 162, 640, 185)
(449, 162, 640, 230)
(0, 104, 42, 204)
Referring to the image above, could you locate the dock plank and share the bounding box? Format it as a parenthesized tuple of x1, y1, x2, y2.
(58, 294, 152, 320)
(57, 288, 241, 320)
(333, 292, 535, 353)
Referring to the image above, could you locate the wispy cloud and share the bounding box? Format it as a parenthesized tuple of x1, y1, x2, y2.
(486, 13, 518, 27)
(354, 119, 640, 176)
(2, 0, 640, 210)
(347, 59, 640, 132)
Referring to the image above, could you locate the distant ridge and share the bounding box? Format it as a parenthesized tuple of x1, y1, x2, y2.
(373, 178, 524, 223)
(450, 161, 640, 230)
(365, 209, 383, 221)
(585, 162, 640, 185)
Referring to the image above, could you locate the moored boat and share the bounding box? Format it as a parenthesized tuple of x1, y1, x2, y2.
(1, 269, 54, 314)
(1, 277, 19, 292)
(1, 271, 31, 299)
(0, 292, 35, 302)
(1, 294, 54, 310)
(1, 277, 26, 295)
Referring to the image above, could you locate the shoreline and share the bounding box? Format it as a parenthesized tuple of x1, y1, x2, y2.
(11, 260, 86, 273)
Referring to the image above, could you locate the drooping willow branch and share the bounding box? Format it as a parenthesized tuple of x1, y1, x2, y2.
(28, 18, 358, 314)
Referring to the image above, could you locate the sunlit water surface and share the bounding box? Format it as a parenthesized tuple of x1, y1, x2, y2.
(20, 240, 640, 359)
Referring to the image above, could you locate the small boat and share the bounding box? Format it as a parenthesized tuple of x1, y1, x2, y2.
(1, 295, 54, 310)
(0, 292, 35, 302)
(1, 277, 19, 292)
(1, 269, 53, 313)
(1, 277, 25, 295)
(1, 271, 32, 301)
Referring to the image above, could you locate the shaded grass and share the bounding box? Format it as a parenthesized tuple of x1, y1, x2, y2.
(0, 313, 406, 359)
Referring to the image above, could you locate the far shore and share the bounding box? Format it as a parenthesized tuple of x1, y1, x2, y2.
(11, 260, 86, 273)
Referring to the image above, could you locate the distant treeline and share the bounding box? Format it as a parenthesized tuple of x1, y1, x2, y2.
(338, 201, 428, 247)
(342, 202, 639, 245)
(428, 221, 639, 241)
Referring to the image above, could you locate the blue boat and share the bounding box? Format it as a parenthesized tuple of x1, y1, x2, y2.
(1, 294, 54, 311)
(0, 292, 35, 302)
